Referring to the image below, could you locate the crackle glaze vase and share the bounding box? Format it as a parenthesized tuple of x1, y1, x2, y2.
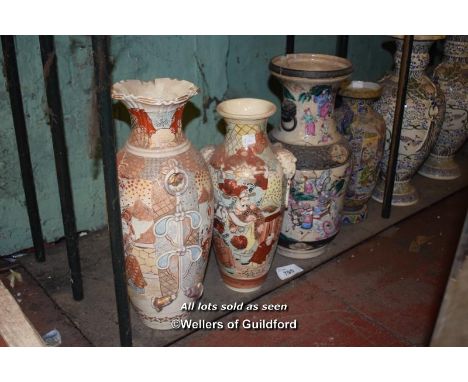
(112, 78, 214, 329)
(202, 98, 296, 292)
(269, 54, 353, 259)
(419, 36, 468, 180)
(373, 36, 446, 206)
(335, 81, 386, 224)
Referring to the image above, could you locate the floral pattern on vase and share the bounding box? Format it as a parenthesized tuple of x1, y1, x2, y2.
(372, 36, 446, 206)
(419, 36, 468, 179)
(335, 81, 386, 224)
(112, 78, 213, 329)
(269, 53, 353, 259)
(202, 98, 296, 292)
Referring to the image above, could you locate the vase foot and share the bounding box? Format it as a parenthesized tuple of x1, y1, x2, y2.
(220, 273, 266, 293)
(372, 179, 419, 207)
(418, 155, 461, 180)
(277, 243, 327, 259)
(342, 204, 368, 224)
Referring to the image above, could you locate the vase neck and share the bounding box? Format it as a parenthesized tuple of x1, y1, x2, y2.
(443, 37, 468, 63)
(394, 40, 432, 78)
(126, 103, 188, 151)
(224, 118, 269, 155)
(278, 82, 341, 146)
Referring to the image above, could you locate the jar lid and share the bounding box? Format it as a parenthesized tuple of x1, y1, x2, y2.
(269, 53, 353, 79)
(339, 81, 382, 99)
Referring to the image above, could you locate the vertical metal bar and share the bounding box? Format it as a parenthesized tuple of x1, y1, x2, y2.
(91, 35, 132, 347)
(1, 36, 45, 262)
(286, 35, 295, 54)
(381, 35, 414, 218)
(38, 36, 83, 300)
(336, 35, 349, 58)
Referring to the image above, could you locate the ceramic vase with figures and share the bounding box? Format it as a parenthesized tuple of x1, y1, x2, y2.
(112, 78, 214, 329)
(335, 81, 386, 224)
(202, 98, 296, 292)
(372, 36, 446, 206)
(419, 35, 468, 180)
(269, 53, 353, 259)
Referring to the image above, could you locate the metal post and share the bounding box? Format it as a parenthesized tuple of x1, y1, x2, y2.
(286, 35, 295, 54)
(1, 36, 45, 262)
(381, 35, 414, 218)
(336, 35, 349, 58)
(38, 36, 83, 300)
(91, 35, 132, 347)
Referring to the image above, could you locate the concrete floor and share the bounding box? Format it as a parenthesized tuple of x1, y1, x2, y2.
(1, 167, 467, 346)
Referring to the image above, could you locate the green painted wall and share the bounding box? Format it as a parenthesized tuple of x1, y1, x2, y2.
(0, 35, 394, 256)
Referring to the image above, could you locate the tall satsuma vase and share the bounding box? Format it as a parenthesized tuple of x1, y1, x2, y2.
(202, 99, 296, 292)
(269, 54, 353, 259)
(372, 36, 446, 206)
(335, 81, 386, 224)
(112, 78, 214, 329)
(419, 36, 468, 180)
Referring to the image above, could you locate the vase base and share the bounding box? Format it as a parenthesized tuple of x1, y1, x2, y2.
(372, 179, 419, 207)
(418, 155, 461, 180)
(342, 204, 368, 224)
(220, 273, 267, 293)
(277, 244, 327, 259)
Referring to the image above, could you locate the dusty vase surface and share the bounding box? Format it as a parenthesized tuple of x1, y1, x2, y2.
(336, 81, 386, 224)
(269, 53, 353, 259)
(112, 78, 214, 329)
(202, 99, 296, 292)
(373, 36, 446, 206)
(419, 36, 468, 180)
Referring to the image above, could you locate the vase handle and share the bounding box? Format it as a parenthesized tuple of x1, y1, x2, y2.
(272, 143, 297, 208)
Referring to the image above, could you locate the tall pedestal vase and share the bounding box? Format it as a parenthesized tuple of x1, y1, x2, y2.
(202, 99, 296, 292)
(419, 36, 468, 179)
(372, 36, 446, 206)
(335, 81, 386, 224)
(112, 79, 214, 329)
(269, 54, 353, 259)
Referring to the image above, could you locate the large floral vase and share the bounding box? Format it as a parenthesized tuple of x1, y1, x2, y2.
(269, 53, 353, 259)
(112, 78, 214, 329)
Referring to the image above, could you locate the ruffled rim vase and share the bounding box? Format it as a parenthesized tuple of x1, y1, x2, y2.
(112, 78, 214, 330)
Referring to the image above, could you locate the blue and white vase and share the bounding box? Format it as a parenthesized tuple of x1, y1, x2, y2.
(419, 36, 468, 180)
(372, 36, 446, 206)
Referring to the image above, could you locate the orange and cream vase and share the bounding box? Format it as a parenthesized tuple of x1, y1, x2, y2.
(112, 78, 214, 330)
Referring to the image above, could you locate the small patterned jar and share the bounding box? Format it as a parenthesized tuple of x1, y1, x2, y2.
(373, 36, 446, 206)
(419, 36, 468, 179)
(335, 81, 386, 224)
